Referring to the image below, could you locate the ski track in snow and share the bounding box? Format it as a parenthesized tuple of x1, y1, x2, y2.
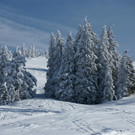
(0, 57, 135, 135)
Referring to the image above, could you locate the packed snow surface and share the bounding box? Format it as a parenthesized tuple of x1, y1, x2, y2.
(0, 57, 135, 135)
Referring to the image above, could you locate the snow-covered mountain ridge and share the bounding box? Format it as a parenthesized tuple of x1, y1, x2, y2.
(0, 57, 135, 135)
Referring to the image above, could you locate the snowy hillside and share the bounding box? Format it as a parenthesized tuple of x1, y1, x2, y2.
(0, 57, 135, 135)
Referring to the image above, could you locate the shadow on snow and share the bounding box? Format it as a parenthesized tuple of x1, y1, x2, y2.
(0, 108, 61, 114)
(26, 68, 47, 72)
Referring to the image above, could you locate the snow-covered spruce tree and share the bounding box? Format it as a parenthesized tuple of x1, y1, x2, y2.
(52, 30, 64, 97)
(11, 50, 26, 100)
(0, 45, 13, 104)
(117, 51, 135, 99)
(74, 18, 98, 104)
(44, 49, 49, 58)
(15, 46, 21, 54)
(34, 49, 39, 57)
(117, 51, 130, 99)
(55, 33, 75, 101)
(107, 26, 120, 91)
(8, 84, 16, 102)
(45, 30, 64, 98)
(75, 25, 83, 44)
(12, 50, 37, 99)
(0, 45, 13, 84)
(45, 33, 57, 98)
(84, 17, 99, 45)
(0, 82, 9, 105)
(74, 25, 83, 55)
(21, 43, 27, 57)
(29, 45, 36, 58)
(22, 70, 37, 98)
(104, 65, 115, 101)
(54, 30, 64, 73)
(82, 17, 99, 58)
(126, 55, 135, 95)
(13, 48, 26, 66)
(97, 26, 115, 101)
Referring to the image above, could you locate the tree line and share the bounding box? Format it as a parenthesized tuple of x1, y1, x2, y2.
(45, 17, 135, 104)
(16, 44, 48, 58)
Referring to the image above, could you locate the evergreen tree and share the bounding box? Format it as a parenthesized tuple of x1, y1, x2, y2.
(45, 33, 57, 98)
(74, 25, 83, 68)
(117, 51, 135, 99)
(126, 55, 135, 95)
(97, 26, 115, 101)
(107, 26, 120, 90)
(15, 46, 21, 54)
(54, 30, 64, 73)
(10, 50, 25, 100)
(84, 17, 98, 45)
(0, 83, 9, 105)
(55, 33, 75, 101)
(0, 45, 13, 104)
(117, 51, 130, 99)
(21, 43, 27, 57)
(74, 18, 98, 104)
(22, 70, 37, 98)
(12, 50, 37, 99)
(44, 49, 49, 58)
(104, 65, 115, 101)
(8, 84, 16, 102)
(13, 48, 26, 66)
(75, 25, 83, 45)
(53, 30, 64, 97)
(0, 45, 12, 86)
(29, 45, 36, 58)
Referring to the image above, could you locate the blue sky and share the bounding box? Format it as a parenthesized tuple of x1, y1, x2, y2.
(0, 0, 135, 58)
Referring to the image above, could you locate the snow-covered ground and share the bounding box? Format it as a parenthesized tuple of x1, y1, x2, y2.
(26, 57, 48, 95)
(0, 57, 135, 135)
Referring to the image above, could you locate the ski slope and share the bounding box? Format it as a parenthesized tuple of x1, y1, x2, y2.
(0, 57, 135, 135)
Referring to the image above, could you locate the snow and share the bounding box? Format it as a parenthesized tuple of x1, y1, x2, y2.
(26, 57, 48, 94)
(0, 57, 135, 135)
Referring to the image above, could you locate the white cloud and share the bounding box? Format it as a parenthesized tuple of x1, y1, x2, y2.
(0, 17, 50, 49)
(0, 8, 76, 50)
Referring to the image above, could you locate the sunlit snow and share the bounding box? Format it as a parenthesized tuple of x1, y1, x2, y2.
(0, 57, 135, 135)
